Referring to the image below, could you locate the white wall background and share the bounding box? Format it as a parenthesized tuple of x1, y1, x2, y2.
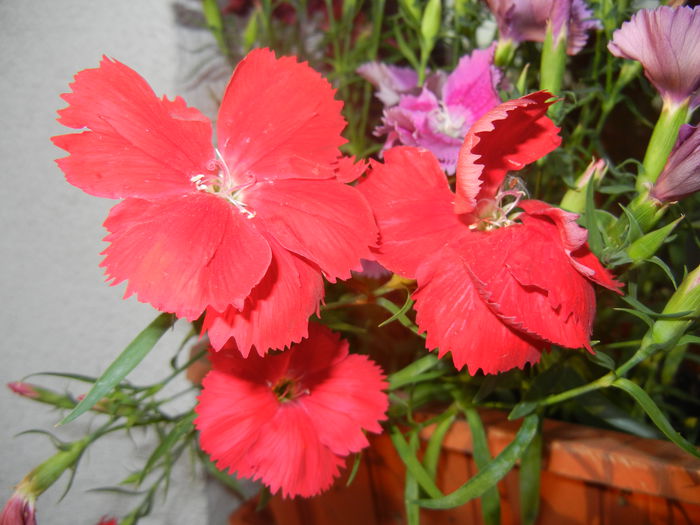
(0, 1, 236, 523)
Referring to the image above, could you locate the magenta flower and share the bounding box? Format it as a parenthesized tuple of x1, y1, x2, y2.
(608, 6, 700, 108)
(486, 0, 600, 55)
(360, 46, 501, 174)
(650, 125, 700, 203)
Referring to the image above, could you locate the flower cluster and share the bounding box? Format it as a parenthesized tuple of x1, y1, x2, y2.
(6, 1, 700, 521)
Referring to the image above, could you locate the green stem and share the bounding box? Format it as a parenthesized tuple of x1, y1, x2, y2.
(637, 99, 689, 191)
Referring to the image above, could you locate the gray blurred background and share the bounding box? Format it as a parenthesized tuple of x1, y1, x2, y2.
(1, 1, 238, 523)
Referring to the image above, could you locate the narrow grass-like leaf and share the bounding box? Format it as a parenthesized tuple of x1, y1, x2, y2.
(465, 409, 500, 525)
(406, 432, 421, 525)
(376, 297, 424, 337)
(424, 412, 456, 478)
(584, 178, 603, 255)
(59, 313, 175, 425)
(138, 413, 195, 484)
(345, 452, 362, 487)
(389, 354, 440, 390)
(390, 427, 443, 499)
(25, 372, 99, 384)
(417, 414, 538, 509)
(508, 401, 538, 420)
(612, 378, 700, 459)
(518, 415, 543, 525)
(378, 293, 414, 328)
(584, 350, 615, 370)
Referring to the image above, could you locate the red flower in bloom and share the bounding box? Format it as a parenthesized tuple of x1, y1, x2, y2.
(52, 49, 376, 355)
(360, 92, 622, 374)
(194, 323, 388, 498)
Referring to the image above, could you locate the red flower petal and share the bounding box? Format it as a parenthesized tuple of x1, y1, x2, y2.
(465, 219, 595, 349)
(53, 57, 214, 199)
(454, 91, 561, 214)
(216, 48, 346, 184)
(195, 323, 388, 498)
(202, 235, 324, 354)
(358, 147, 467, 279)
(101, 193, 271, 320)
(519, 200, 623, 293)
(243, 178, 377, 282)
(242, 403, 344, 497)
(303, 356, 388, 455)
(413, 245, 545, 374)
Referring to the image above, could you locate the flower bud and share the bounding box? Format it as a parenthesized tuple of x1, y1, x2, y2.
(0, 489, 36, 525)
(645, 265, 700, 348)
(650, 125, 700, 203)
(560, 157, 607, 213)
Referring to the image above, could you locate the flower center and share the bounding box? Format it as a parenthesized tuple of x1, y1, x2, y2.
(470, 176, 528, 231)
(271, 376, 309, 403)
(432, 103, 468, 139)
(190, 149, 256, 218)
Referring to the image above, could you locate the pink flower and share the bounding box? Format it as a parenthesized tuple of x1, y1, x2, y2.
(0, 490, 36, 525)
(359, 46, 502, 174)
(486, 0, 600, 54)
(356, 62, 420, 106)
(194, 323, 388, 498)
(96, 518, 117, 525)
(650, 124, 700, 202)
(52, 49, 377, 355)
(608, 6, 700, 108)
(359, 92, 622, 374)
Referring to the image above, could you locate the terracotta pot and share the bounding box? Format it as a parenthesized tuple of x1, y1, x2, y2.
(232, 410, 700, 524)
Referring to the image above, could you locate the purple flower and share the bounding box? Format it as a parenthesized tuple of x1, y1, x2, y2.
(486, 0, 601, 55)
(650, 125, 700, 202)
(359, 46, 502, 174)
(608, 6, 700, 108)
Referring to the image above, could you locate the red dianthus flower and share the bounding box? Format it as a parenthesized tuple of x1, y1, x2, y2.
(52, 49, 377, 355)
(194, 323, 388, 498)
(360, 92, 622, 374)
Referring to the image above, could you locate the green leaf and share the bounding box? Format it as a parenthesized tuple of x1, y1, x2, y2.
(58, 313, 175, 425)
(612, 378, 700, 459)
(390, 427, 443, 499)
(508, 400, 538, 420)
(417, 414, 538, 509)
(242, 10, 260, 53)
(376, 297, 423, 337)
(378, 293, 414, 328)
(138, 413, 195, 484)
(518, 416, 543, 525)
(405, 432, 421, 525)
(424, 413, 456, 478)
(345, 452, 362, 487)
(647, 256, 678, 288)
(627, 216, 683, 262)
(465, 409, 501, 525)
(389, 354, 440, 390)
(578, 392, 660, 439)
(393, 26, 420, 70)
(202, 0, 228, 56)
(583, 177, 603, 255)
(584, 349, 616, 370)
